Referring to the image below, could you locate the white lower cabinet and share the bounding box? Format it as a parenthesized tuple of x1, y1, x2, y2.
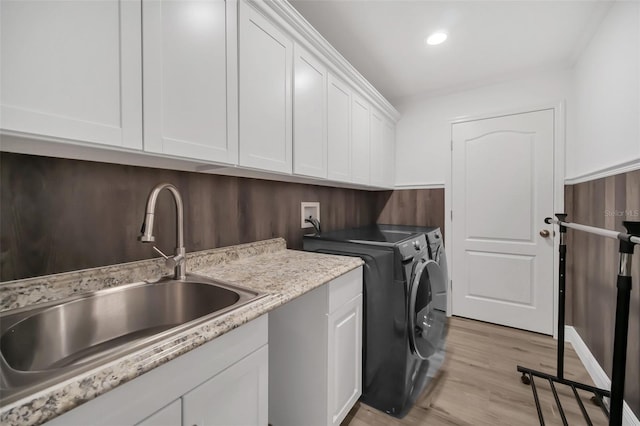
(269, 267, 363, 426)
(136, 399, 182, 426)
(46, 315, 268, 426)
(182, 346, 268, 426)
(44, 268, 363, 426)
(327, 294, 362, 425)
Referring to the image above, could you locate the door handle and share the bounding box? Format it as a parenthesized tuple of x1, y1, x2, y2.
(539, 229, 550, 238)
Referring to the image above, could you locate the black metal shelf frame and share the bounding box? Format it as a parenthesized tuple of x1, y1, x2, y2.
(516, 214, 639, 426)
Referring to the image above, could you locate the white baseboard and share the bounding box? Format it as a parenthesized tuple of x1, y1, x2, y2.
(565, 326, 639, 425)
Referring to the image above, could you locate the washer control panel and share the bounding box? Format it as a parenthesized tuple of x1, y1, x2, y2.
(425, 229, 443, 259)
(398, 234, 428, 261)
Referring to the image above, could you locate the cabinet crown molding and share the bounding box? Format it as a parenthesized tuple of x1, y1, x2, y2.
(254, 0, 401, 123)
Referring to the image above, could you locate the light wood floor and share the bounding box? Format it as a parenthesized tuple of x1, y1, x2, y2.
(343, 317, 608, 426)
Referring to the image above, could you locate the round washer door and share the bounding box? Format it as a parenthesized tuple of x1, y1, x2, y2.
(408, 258, 446, 359)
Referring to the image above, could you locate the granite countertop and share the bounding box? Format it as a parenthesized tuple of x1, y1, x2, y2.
(0, 238, 363, 426)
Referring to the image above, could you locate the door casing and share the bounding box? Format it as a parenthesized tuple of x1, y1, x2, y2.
(445, 102, 565, 338)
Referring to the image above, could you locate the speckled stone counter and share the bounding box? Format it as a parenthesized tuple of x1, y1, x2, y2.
(0, 238, 363, 426)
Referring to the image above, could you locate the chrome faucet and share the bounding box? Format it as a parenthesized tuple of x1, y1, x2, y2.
(139, 183, 186, 280)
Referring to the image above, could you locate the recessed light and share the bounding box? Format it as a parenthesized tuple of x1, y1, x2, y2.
(426, 32, 447, 46)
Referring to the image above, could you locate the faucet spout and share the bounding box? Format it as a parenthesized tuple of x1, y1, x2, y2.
(139, 183, 186, 280)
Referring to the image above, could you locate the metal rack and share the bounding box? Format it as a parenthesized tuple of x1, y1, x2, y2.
(517, 214, 639, 426)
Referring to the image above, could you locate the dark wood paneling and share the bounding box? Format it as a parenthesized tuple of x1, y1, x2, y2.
(0, 153, 379, 281)
(0, 153, 447, 282)
(0, 153, 448, 283)
(375, 188, 445, 237)
(565, 170, 640, 417)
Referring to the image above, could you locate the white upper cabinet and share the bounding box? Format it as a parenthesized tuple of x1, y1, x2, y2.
(327, 74, 352, 182)
(0, 0, 142, 149)
(293, 44, 327, 178)
(369, 110, 395, 188)
(0, 0, 398, 188)
(142, 0, 237, 165)
(239, 0, 293, 174)
(369, 108, 385, 187)
(350, 95, 370, 185)
(383, 119, 396, 187)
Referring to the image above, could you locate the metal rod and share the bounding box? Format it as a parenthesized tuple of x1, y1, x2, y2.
(517, 365, 611, 397)
(548, 379, 568, 426)
(530, 374, 546, 426)
(544, 217, 640, 244)
(571, 385, 593, 426)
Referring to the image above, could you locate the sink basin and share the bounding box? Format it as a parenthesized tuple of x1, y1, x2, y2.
(0, 274, 265, 404)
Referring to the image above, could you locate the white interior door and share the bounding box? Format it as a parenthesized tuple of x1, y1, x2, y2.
(451, 109, 555, 334)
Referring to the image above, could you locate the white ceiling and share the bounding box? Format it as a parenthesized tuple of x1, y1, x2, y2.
(289, 0, 613, 104)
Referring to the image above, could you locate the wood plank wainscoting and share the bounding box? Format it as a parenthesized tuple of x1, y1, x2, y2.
(376, 188, 445, 238)
(0, 152, 377, 280)
(0, 152, 445, 281)
(565, 169, 640, 419)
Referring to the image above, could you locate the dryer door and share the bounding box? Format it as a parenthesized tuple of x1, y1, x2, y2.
(408, 258, 446, 360)
(432, 244, 448, 312)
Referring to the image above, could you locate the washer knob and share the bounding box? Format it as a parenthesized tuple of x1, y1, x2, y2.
(413, 240, 421, 250)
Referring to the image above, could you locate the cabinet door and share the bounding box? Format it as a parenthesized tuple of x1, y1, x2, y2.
(239, 1, 293, 174)
(351, 95, 370, 185)
(327, 75, 351, 182)
(293, 44, 327, 178)
(383, 119, 396, 187)
(183, 345, 268, 426)
(0, 0, 142, 149)
(369, 109, 385, 187)
(327, 294, 363, 426)
(143, 0, 237, 164)
(135, 399, 181, 426)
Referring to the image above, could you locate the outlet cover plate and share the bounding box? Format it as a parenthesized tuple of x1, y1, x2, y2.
(301, 202, 320, 228)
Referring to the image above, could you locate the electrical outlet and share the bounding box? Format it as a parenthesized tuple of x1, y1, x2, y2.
(301, 202, 320, 228)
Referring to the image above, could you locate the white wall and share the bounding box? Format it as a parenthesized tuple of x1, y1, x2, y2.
(394, 0, 640, 187)
(394, 69, 572, 186)
(567, 0, 640, 182)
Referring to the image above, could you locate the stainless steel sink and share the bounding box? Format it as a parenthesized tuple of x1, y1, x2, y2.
(0, 274, 265, 404)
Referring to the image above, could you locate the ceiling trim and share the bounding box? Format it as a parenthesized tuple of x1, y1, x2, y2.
(254, 0, 401, 121)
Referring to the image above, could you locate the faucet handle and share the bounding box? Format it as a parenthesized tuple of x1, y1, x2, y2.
(152, 246, 170, 260)
(153, 246, 185, 270)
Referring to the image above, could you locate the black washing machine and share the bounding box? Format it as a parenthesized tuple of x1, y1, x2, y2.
(303, 224, 448, 418)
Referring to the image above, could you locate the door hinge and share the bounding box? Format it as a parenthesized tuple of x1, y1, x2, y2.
(450, 280, 453, 290)
(450, 139, 453, 151)
(450, 210, 453, 221)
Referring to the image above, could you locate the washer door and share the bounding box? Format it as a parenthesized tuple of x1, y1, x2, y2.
(408, 258, 446, 359)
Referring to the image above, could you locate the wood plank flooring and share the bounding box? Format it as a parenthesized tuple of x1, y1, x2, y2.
(343, 317, 608, 426)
